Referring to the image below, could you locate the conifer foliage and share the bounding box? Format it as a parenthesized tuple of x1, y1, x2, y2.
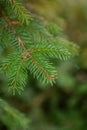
(0, 0, 79, 94)
(0, 98, 29, 129)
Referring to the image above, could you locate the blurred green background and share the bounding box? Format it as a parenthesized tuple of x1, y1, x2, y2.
(0, 0, 87, 129)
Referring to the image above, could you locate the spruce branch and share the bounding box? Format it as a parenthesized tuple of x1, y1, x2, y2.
(30, 43, 72, 60)
(27, 54, 57, 85)
(0, 0, 79, 94)
(11, 0, 31, 25)
(2, 53, 28, 94)
(0, 98, 29, 129)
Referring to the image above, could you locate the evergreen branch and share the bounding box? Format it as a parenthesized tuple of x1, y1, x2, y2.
(27, 54, 57, 85)
(0, 0, 31, 25)
(0, 98, 29, 129)
(0, 28, 18, 52)
(0, 0, 79, 94)
(50, 37, 79, 56)
(3, 54, 22, 71)
(13, 57, 26, 89)
(13, 22, 51, 48)
(30, 43, 72, 60)
(46, 22, 63, 36)
(1, 8, 27, 51)
(0, 7, 10, 25)
(2, 53, 28, 94)
(11, 0, 31, 25)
